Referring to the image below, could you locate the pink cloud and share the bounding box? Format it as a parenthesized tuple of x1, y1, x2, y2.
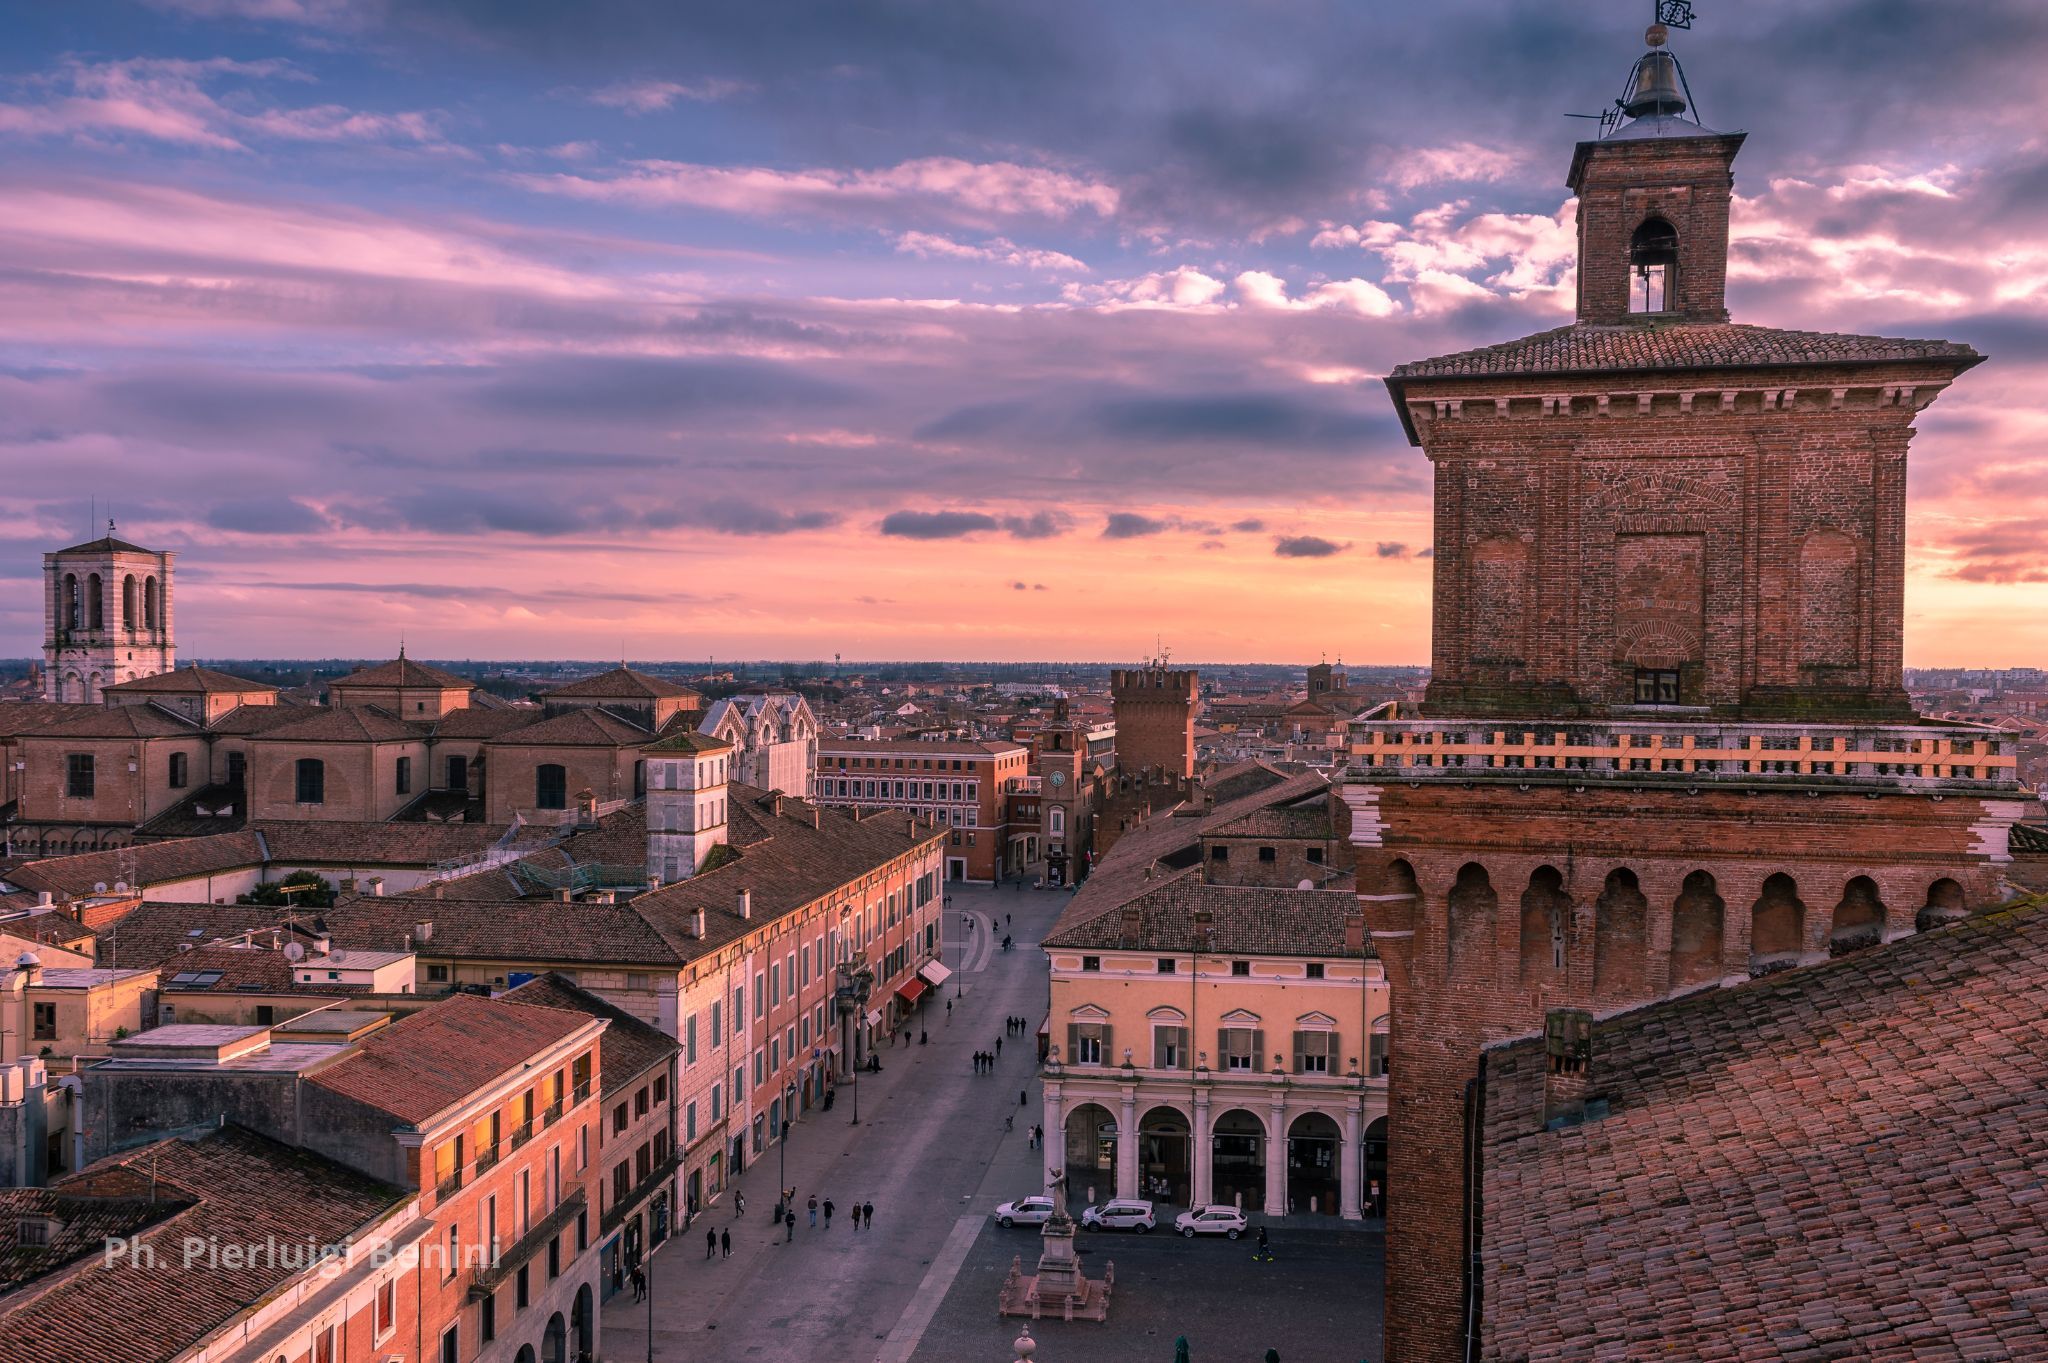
(584, 78, 750, 113)
(893, 231, 1087, 273)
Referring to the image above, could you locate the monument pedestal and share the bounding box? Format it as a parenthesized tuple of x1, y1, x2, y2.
(998, 1209, 1113, 1323)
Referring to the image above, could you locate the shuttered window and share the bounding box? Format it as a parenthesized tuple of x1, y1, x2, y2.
(1219, 1027, 1262, 1071)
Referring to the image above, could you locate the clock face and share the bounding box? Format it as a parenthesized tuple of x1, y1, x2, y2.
(1049, 770, 1066, 788)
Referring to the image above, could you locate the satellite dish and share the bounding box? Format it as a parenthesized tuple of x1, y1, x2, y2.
(328, 948, 345, 963)
(1297, 879, 1315, 891)
(114, 881, 129, 893)
(93, 882, 108, 894)
(282, 942, 305, 962)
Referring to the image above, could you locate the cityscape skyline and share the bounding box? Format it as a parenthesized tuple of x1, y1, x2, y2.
(4, 1, 2047, 664)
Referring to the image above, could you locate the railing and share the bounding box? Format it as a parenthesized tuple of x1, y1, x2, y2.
(435, 1169, 464, 1200)
(573, 1080, 592, 1105)
(509, 1120, 535, 1151)
(600, 1150, 685, 1233)
(468, 1188, 588, 1301)
(1347, 716, 2019, 791)
(474, 1142, 502, 1175)
(542, 1099, 564, 1128)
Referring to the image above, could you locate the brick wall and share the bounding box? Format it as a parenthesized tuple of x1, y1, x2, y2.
(1111, 667, 1197, 780)
(1569, 132, 1740, 325)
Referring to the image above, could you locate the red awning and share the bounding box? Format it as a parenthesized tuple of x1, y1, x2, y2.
(895, 978, 928, 1007)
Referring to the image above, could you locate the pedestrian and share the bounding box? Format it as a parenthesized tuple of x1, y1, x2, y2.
(1005, 1114, 1014, 1132)
(1265, 1351, 1281, 1363)
(735, 1190, 745, 1216)
(706, 1227, 717, 1259)
(721, 1228, 732, 1258)
(863, 1200, 874, 1230)
(632, 1266, 647, 1302)
(995, 1037, 1003, 1057)
(945, 999, 952, 1019)
(1006, 913, 1012, 927)
(920, 1029, 928, 1045)
(786, 1212, 795, 1243)
(809, 1195, 818, 1227)
(824, 1198, 835, 1229)
(1255, 1226, 1274, 1263)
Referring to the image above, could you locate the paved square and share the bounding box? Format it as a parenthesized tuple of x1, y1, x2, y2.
(907, 1221, 1383, 1363)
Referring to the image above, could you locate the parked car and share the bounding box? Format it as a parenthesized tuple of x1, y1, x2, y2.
(1079, 1198, 1155, 1233)
(994, 1196, 1055, 1228)
(1174, 1204, 1248, 1239)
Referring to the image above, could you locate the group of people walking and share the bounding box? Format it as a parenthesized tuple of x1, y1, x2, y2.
(972, 1047, 1001, 1072)
(705, 1196, 877, 1261)
(1002, 1014, 1029, 1035)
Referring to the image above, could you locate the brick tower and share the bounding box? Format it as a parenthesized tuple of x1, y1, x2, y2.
(1346, 24, 2024, 1363)
(43, 521, 175, 703)
(1109, 658, 1196, 781)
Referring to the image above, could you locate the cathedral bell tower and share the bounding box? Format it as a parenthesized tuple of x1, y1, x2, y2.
(43, 522, 175, 703)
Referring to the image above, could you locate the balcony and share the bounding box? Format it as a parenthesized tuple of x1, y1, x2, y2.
(1347, 716, 2019, 793)
(434, 1168, 464, 1200)
(573, 1080, 593, 1105)
(509, 1120, 535, 1151)
(542, 1100, 565, 1128)
(600, 1150, 684, 1233)
(468, 1188, 587, 1301)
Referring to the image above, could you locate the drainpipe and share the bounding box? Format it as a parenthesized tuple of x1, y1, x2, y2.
(1460, 1064, 1487, 1362)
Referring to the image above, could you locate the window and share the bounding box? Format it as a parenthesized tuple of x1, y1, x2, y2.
(1369, 1022, 1389, 1078)
(375, 1280, 396, 1340)
(1294, 1029, 1334, 1074)
(1152, 1024, 1187, 1069)
(516, 1263, 529, 1309)
(427, 963, 450, 983)
(535, 763, 567, 810)
(710, 1000, 722, 1046)
(446, 754, 467, 790)
(315, 1326, 336, 1363)
(685, 1013, 698, 1065)
(1306, 963, 1325, 979)
(168, 751, 188, 789)
(295, 758, 324, 805)
(1633, 668, 1681, 704)
(1630, 216, 1678, 313)
(1080, 955, 1100, 972)
(480, 1292, 496, 1343)
(65, 754, 94, 799)
(686, 1101, 698, 1143)
(1231, 960, 1251, 977)
(1210, 845, 1227, 862)
(396, 756, 412, 795)
(32, 1003, 56, 1041)
(444, 1223, 460, 1280)
(613, 1102, 628, 1135)
(635, 1086, 650, 1118)
(1156, 958, 1176, 974)
(1069, 1022, 1106, 1065)
(1222, 1027, 1260, 1071)
(1258, 846, 1276, 863)
(1306, 847, 1324, 865)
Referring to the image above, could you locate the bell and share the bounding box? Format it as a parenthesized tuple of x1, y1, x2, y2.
(1622, 49, 1687, 119)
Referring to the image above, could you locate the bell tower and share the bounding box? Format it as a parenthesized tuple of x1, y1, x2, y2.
(43, 521, 175, 703)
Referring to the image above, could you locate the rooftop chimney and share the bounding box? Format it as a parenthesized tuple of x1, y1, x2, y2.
(691, 908, 707, 939)
(1542, 1008, 1596, 1129)
(1118, 903, 1142, 948)
(737, 888, 752, 920)
(367, 877, 385, 897)
(35, 891, 51, 909)
(413, 920, 433, 943)
(1343, 910, 1365, 956)
(556, 888, 574, 903)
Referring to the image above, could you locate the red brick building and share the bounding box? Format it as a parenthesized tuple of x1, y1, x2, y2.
(1348, 25, 2027, 1363)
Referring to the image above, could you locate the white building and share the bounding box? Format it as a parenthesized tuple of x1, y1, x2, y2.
(700, 694, 816, 799)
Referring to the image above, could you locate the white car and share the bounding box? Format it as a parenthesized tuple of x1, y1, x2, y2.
(1174, 1204, 1248, 1239)
(1079, 1198, 1155, 1233)
(994, 1196, 1055, 1228)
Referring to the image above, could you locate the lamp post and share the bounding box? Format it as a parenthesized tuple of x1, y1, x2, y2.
(776, 1115, 790, 1224)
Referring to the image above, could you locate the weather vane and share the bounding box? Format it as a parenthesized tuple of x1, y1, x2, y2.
(1656, 0, 1694, 29)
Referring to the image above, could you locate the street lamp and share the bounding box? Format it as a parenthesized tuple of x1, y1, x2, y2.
(776, 1115, 790, 1225)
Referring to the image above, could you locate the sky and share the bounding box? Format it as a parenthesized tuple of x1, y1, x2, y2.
(2, 0, 2045, 666)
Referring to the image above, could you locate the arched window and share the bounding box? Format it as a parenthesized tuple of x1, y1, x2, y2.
(168, 752, 188, 789)
(63, 574, 80, 632)
(122, 575, 137, 628)
(395, 756, 412, 796)
(1048, 806, 1065, 837)
(536, 763, 568, 810)
(295, 758, 325, 805)
(1630, 217, 1678, 313)
(86, 574, 103, 630)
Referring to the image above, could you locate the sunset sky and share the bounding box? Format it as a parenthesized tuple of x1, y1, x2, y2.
(2, 1, 2045, 665)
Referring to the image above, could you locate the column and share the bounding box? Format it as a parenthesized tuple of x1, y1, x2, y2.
(1042, 1081, 1065, 1196)
(1339, 1103, 1363, 1220)
(1191, 1090, 1212, 1208)
(1263, 1100, 1287, 1217)
(1115, 1087, 1139, 1200)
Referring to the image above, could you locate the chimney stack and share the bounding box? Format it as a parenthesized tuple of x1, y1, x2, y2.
(35, 891, 51, 909)
(1118, 903, 1142, 947)
(414, 920, 434, 943)
(737, 888, 752, 920)
(1542, 1008, 1596, 1129)
(1343, 910, 1365, 956)
(691, 908, 707, 939)
(367, 877, 385, 897)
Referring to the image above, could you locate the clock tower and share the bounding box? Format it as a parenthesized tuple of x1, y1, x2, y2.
(1036, 698, 1090, 887)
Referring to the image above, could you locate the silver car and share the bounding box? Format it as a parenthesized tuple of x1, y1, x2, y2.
(1079, 1198, 1156, 1233)
(993, 1196, 1055, 1228)
(1173, 1204, 1248, 1239)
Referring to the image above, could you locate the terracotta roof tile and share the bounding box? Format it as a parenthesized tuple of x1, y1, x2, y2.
(1476, 899, 2048, 1362)
(253, 705, 418, 744)
(485, 707, 653, 747)
(540, 666, 703, 702)
(1047, 874, 1366, 956)
(308, 992, 600, 1125)
(6, 832, 267, 899)
(102, 665, 276, 696)
(27, 704, 202, 739)
(1389, 321, 1983, 381)
(0, 702, 118, 738)
(502, 972, 677, 1094)
(329, 656, 472, 690)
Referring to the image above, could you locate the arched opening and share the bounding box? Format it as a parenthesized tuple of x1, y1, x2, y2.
(1593, 868, 1649, 998)
(1831, 876, 1886, 954)
(515, 1348, 537, 1363)
(86, 574, 103, 630)
(144, 575, 159, 630)
(536, 763, 568, 810)
(1918, 878, 1966, 932)
(1669, 870, 1724, 990)
(1286, 1112, 1341, 1216)
(1062, 1103, 1116, 1204)
(1518, 865, 1568, 986)
(1448, 862, 1497, 975)
(122, 575, 137, 628)
(541, 1312, 567, 1363)
(1210, 1108, 1265, 1211)
(1363, 1115, 1389, 1217)
(62, 574, 80, 632)
(1749, 872, 1806, 975)
(1138, 1105, 1190, 1206)
(295, 758, 325, 805)
(572, 1282, 594, 1358)
(1630, 216, 1678, 313)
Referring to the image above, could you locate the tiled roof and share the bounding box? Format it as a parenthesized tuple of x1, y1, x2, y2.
(1202, 759, 1295, 806)
(0, 1126, 406, 1363)
(308, 992, 601, 1125)
(252, 705, 418, 743)
(541, 666, 702, 702)
(325, 894, 684, 965)
(203, 701, 312, 736)
(251, 819, 533, 867)
(152, 942, 303, 993)
(0, 702, 116, 738)
(0, 1185, 175, 1293)
(5, 832, 267, 899)
(818, 738, 1028, 757)
(92, 902, 306, 969)
(103, 665, 276, 695)
(329, 656, 472, 690)
(51, 535, 157, 556)
(643, 728, 732, 754)
(484, 707, 652, 747)
(503, 972, 677, 1094)
(26, 704, 202, 739)
(1388, 322, 1983, 381)
(1475, 899, 2048, 1363)
(1202, 805, 1334, 840)
(430, 706, 546, 740)
(133, 784, 249, 840)
(1048, 873, 1364, 957)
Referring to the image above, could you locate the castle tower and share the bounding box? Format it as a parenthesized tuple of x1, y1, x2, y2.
(43, 521, 175, 703)
(643, 730, 733, 883)
(1347, 24, 2019, 1362)
(1037, 699, 1090, 888)
(1109, 659, 1196, 781)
